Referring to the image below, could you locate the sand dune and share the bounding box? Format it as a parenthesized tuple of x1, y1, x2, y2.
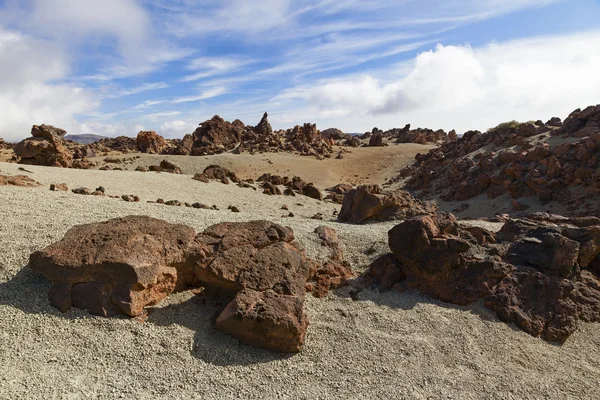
(0, 162, 598, 399)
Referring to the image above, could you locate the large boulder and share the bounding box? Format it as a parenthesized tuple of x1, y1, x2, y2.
(193, 221, 312, 352)
(14, 125, 72, 167)
(30, 217, 316, 353)
(367, 212, 600, 342)
(29, 216, 205, 317)
(136, 131, 168, 154)
(368, 133, 385, 147)
(191, 115, 244, 154)
(338, 184, 437, 224)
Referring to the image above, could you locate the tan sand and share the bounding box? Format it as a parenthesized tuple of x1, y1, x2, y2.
(0, 162, 599, 399)
(87, 142, 433, 189)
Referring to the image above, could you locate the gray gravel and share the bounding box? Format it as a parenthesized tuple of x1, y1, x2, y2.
(0, 163, 599, 399)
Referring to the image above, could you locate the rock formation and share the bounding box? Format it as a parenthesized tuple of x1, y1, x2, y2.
(14, 125, 73, 167)
(30, 217, 349, 352)
(338, 184, 437, 224)
(366, 212, 600, 342)
(396, 105, 600, 216)
(136, 131, 169, 154)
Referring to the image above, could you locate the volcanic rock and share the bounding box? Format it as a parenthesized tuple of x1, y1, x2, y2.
(0, 174, 41, 187)
(367, 212, 600, 342)
(29, 216, 205, 316)
(14, 125, 73, 168)
(338, 184, 437, 224)
(136, 131, 168, 154)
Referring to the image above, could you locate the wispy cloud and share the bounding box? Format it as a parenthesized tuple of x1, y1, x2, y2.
(172, 86, 228, 103)
(101, 82, 170, 99)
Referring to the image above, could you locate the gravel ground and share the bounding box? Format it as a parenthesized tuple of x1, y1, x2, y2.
(1, 162, 599, 399)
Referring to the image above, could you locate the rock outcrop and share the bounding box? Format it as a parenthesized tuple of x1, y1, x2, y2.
(14, 125, 73, 167)
(30, 217, 328, 352)
(366, 212, 600, 342)
(136, 131, 168, 154)
(396, 105, 600, 216)
(338, 184, 437, 224)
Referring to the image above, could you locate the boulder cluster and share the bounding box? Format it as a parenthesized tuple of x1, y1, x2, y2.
(29, 216, 350, 352)
(366, 211, 600, 342)
(185, 113, 341, 159)
(362, 125, 450, 145)
(257, 173, 323, 200)
(338, 184, 437, 224)
(398, 105, 600, 215)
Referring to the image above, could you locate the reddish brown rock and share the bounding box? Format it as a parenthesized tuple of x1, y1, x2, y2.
(367, 211, 600, 342)
(216, 289, 308, 352)
(201, 165, 240, 184)
(49, 183, 68, 191)
(136, 131, 168, 154)
(387, 213, 513, 304)
(14, 125, 72, 167)
(368, 133, 385, 147)
(0, 174, 41, 187)
(29, 216, 206, 317)
(149, 160, 182, 174)
(338, 184, 437, 224)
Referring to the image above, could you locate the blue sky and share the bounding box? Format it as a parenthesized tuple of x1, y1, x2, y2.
(0, 0, 599, 141)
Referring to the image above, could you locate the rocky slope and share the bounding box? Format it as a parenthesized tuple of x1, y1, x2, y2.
(393, 105, 600, 216)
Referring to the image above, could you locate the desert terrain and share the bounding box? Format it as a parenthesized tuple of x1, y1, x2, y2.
(2, 108, 600, 399)
(1, 161, 599, 399)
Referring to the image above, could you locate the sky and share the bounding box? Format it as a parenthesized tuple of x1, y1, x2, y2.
(0, 0, 599, 142)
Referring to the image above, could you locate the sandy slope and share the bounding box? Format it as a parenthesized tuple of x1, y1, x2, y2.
(0, 162, 599, 399)
(87, 142, 433, 189)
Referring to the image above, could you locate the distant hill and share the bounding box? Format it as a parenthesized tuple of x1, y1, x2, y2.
(64, 134, 110, 144)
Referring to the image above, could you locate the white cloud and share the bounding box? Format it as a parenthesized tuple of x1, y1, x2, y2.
(160, 120, 198, 138)
(275, 30, 600, 133)
(27, 0, 151, 60)
(0, 28, 97, 142)
(77, 121, 145, 137)
(172, 87, 228, 103)
(180, 56, 251, 82)
(101, 82, 170, 99)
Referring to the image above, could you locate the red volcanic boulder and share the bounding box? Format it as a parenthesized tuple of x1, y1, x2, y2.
(302, 183, 323, 200)
(149, 159, 183, 174)
(368, 133, 385, 147)
(194, 221, 311, 352)
(307, 226, 353, 298)
(387, 213, 513, 304)
(338, 184, 437, 224)
(29, 216, 206, 317)
(198, 165, 240, 184)
(216, 289, 308, 353)
(192, 115, 244, 154)
(484, 269, 600, 343)
(367, 212, 600, 342)
(0, 174, 41, 187)
(136, 131, 168, 154)
(29, 217, 320, 353)
(320, 128, 345, 140)
(174, 134, 194, 155)
(14, 125, 72, 167)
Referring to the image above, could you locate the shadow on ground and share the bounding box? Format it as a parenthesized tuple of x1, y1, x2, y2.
(0, 266, 294, 366)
